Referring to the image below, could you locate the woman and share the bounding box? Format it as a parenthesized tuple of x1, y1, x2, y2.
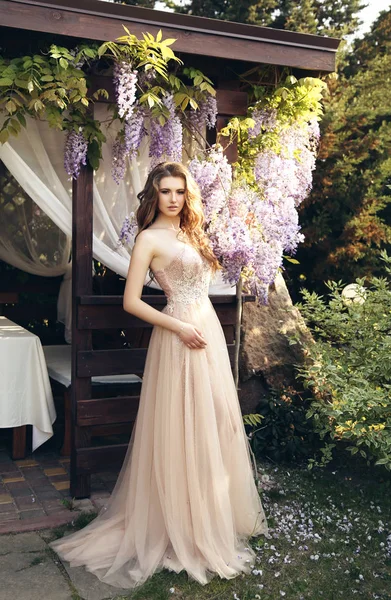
(50, 162, 268, 589)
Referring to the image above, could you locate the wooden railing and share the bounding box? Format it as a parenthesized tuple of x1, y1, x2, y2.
(70, 292, 247, 496)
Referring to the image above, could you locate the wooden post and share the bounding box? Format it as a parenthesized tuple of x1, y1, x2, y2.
(70, 164, 93, 498)
(234, 276, 243, 389)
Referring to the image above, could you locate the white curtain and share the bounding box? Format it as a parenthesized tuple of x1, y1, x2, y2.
(0, 157, 70, 277)
(0, 106, 234, 342)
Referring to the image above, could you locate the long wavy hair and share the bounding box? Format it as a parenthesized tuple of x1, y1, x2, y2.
(136, 162, 221, 274)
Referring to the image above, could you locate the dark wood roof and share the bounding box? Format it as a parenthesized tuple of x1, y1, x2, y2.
(2, 0, 340, 71)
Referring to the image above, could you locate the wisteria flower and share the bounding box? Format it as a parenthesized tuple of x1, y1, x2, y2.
(113, 60, 138, 120)
(64, 129, 88, 179)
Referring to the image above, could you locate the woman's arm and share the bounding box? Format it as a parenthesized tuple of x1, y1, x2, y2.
(123, 232, 206, 349)
(123, 231, 182, 334)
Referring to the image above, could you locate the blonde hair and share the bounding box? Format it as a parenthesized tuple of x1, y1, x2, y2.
(136, 162, 221, 273)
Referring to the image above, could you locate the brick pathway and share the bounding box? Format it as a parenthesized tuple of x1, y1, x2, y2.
(0, 437, 119, 534)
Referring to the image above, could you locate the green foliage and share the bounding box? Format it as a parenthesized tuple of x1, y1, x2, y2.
(248, 389, 321, 463)
(0, 28, 215, 170)
(163, 0, 365, 38)
(218, 74, 326, 188)
(242, 412, 263, 427)
(291, 251, 391, 470)
(288, 10, 391, 296)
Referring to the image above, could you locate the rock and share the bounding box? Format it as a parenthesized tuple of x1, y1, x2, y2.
(240, 272, 311, 390)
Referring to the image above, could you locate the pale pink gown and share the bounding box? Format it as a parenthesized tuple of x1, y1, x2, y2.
(50, 241, 268, 588)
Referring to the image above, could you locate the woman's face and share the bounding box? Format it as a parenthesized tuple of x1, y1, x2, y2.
(157, 176, 186, 218)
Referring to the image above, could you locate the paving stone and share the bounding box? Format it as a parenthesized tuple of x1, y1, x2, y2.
(41, 499, 66, 511)
(14, 459, 39, 468)
(10, 488, 33, 498)
(5, 481, 31, 492)
(44, 467, 67, 476)
(32, 489, 62, 500)
(20, 509, 47, 520)
(61, 560, 128, 600)
(0, 464, 22, 474)
(0, 503, 17, 514)
(0, 542, 72, 600)
(2, 476, 25, 484)
(52, 481, 70, 491)
(0, 493, 13, 504)
(0, 513, 18, 523)
(14, 496, 40, 510)
(0, 532, 46, 554)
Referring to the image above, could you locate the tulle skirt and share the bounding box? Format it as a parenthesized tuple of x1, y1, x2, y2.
(50, 296, 268, 588)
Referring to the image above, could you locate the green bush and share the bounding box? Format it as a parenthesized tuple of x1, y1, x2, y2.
(249, 388, 321, 464)
(291, 250, 391, 470)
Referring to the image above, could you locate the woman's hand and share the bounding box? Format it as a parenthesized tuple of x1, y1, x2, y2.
(178, 322, 207, 349)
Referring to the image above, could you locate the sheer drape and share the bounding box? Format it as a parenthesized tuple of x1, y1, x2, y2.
(0, 106, 235, 342)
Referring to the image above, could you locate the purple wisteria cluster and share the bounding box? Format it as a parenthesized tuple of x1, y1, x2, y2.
(113, 60, 138, 120)
(111, 61, 145, 184)
(188, 145, 232, 220)
(119, 211, 138, 246)
(112, 108, 147, 184)
(188, 111, 320, 302)
(248, 107, 278, 137)
(187, 95, 218, 133)
(208, 185, 287, 301)
(64, 129, 88, 179)
(149, 93, 183, 167)
(255, 118, 320, 208)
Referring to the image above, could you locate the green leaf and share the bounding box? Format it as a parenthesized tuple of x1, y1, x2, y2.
(0, 129, 9, 144)
(0, 77, 13, 86)
(84, 48, 96, 59)
(59, 58, 68, 70)
(16, 113, 26, 127)
(5, 100, 17, 114)
(284, 256, 300, 265)
(161, 38, 176, 47)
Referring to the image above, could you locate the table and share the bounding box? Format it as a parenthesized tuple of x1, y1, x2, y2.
(0, 317, 56, 457)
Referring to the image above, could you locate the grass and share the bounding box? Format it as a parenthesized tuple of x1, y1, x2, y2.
(50, 459, 391, 600)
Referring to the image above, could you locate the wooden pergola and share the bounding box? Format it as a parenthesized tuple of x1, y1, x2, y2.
(0, 0, 340, 498)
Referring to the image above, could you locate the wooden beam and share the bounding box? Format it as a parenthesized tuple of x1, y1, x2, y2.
(76, 443, 128, 474)
(77, 344, 236, 377)
(1, 0, 338, 71)
(70, 163, 93, 499)
(77, 302, 238, 329)
(77, 396, 140, 426)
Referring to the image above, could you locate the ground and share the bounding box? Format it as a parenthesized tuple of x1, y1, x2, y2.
(0, 459, 390, 600)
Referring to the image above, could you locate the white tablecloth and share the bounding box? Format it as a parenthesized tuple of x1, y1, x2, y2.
(0, 317, 56, 451)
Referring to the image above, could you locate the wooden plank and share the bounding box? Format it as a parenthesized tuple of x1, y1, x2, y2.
(70, 163, 94, 499)
(0, 1, 338, 71)
(217, 115, 238, 164)
(78, 348, 147, 377)
(77, 396, 140, 426)
(76, 444, 128, 475)
(90, 78, 247, 115)
(78, 294, 237, 305)
(77, 303, 238, 329)
(77, 344, 236, 377)
(216, 90, 248, 116)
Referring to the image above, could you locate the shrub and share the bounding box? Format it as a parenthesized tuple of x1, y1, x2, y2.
(249, 388, 321, 464)
(291, 250, 391, 470)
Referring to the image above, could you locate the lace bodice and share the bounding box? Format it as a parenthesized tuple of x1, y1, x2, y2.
(151, 243, 212, 312)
